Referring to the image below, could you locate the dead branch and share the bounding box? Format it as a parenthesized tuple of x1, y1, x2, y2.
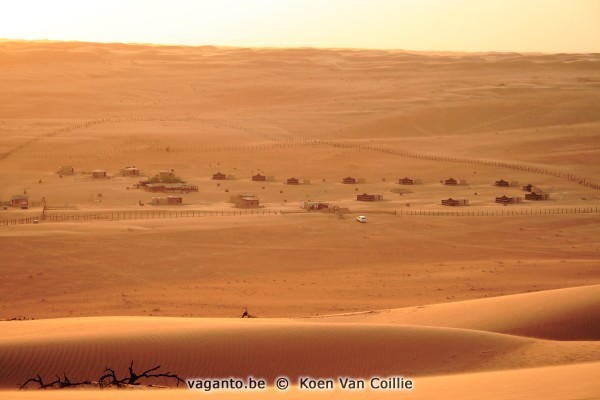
(98, 361, 183, 388)
(126, 360, 160, 385)
(19, 374, 60, 389)
(19, 375, 44, 389)
(129, 361, 184, 387)
(21, 361, 183, 389)
(98, 367, 121, 387)
(55, 373, 91, 388)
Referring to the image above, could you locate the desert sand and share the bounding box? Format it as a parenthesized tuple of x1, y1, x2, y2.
(0, 40, 599, 399)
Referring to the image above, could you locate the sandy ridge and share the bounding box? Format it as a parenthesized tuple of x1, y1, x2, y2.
(307, 284, 600, 340)
(0, 317, 598, 390)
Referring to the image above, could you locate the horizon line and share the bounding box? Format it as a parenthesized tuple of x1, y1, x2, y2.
(3, 37, 593, 56)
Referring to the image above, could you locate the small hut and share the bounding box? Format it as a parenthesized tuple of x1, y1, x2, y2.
(232, 193, 260, 208)
(286, 177, 300, 185)
(342, 177, 357, 184)
(522, 184, 534, 192)
(444, 178, 458, 186)
(495, 195, 523, 205)
(92, 170, 107, 179)
(495, 179, 510, 187)
(399, 177, 414, 185)
(57, 166, 74, 175)
(167, 196, 182, 205)
(525, 192, 550, 201)
(239, 196, 259, 208)
(356, 193, 383, 201)
(121, 166, 140, 177)
(441, 198, 468, 206)
(168, 196, 183, 205)
(212, 172, 227, 180)
(252, 174, 266, 182)
(10, 194, 29, 208)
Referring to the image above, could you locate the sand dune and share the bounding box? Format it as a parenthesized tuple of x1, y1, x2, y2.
(310, 285, 600, 340)
(0, 315, 598, 390)
(0, 316, 600, 399)
(0, 317, 528, 387)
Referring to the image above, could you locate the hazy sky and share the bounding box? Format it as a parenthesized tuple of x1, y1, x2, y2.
(1, 0, 599, 52)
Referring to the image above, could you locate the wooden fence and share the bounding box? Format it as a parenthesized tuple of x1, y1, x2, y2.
(1, 115, 597, 191)
(0, 217, 41, 226)
(43, 209, 274, 221)
(315, 141, 600, 191)
(0, 116, 283, 162)
(1, 206, 598, 227)
(0, 209, 275, 226)
(396, 206, 599, 217)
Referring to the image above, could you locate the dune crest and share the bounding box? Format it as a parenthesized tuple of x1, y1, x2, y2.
(310, 285, 600, 340)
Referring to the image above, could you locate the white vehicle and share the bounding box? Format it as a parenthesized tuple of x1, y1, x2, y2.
(356, 215, 367, 223)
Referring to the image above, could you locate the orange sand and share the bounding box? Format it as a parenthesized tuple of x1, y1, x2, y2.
(0, 40, 598, 399)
